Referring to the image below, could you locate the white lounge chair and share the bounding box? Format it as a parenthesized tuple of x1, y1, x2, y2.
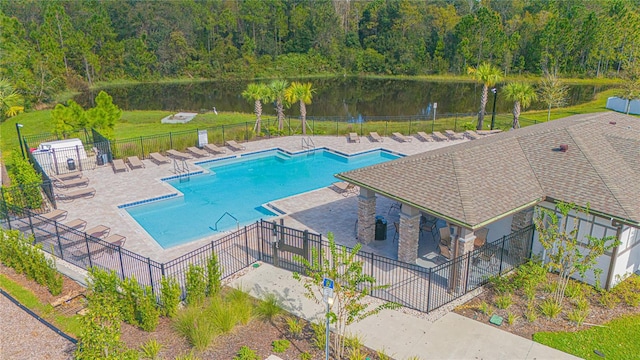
(112, 159, 128, 173)
(464, 130, 481, 140)
(445, 130, 463, 140)
(166, 149, 193, 160)
(431, 131, 449, 141)
(369, 132, 383, 142)
(392, 132, 412, 142)
(203, 143, 226, 154)
(225, 140, 246, 151)
(332, 182, 358, 197)
(186, 147, 209, 158)
(55, 187, 96, 202)
(50, 174, 90, 188)
(126, 156, 145, 169)
(149, 152, 171, 164)
(348, 133, 360, 143)
(416, 132, 432, 142)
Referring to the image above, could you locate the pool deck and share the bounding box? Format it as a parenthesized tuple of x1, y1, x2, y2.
(55, 134, 468, 263)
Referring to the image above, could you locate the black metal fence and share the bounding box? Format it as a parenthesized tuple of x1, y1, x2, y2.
(0, 203, 534, 313)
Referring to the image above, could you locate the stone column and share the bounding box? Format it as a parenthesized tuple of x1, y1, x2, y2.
(511, 207, 534, 232)
(510, 207, 535, 258)
(398, 205, 420, 263)
(357, 188, 376, 244)
(449, 227, 475, 295)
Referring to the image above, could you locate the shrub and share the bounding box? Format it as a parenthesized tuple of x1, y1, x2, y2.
(564, 281, 584, 299)
(137, 286, 160, 332)
(233, 346, 259, 360)
(525, 302, 538, 323)
(121, 276, 144, 326)
(160, 276, 182, 318)
(478, 301, 491, 315)
(8, 152, 43, 209)
(574, 297, 589, 311)
(488, 275, 514, 294)
(567, 309, 588, 326)
(208, 297, 237, 333)
(539, 299, 563, 318)
(139, 339, 162, 360)
(344, 332, 364, 351)
(0, 230, 63, 295)
(347, 346, 367, 360)
(299, 352, 312, 360)
(272, 339, 291, 353)
(286, 317, 303, 339)
(495, 294, 513, 310)
(598, 291, 620, 309)
(506, 312, 519, 325)
(173, 305, 219, 351)
(255, 293, 283, 321)
(376, 348, 392, 360)
(310, 320, 326, 350)
(226, 288, 253, 325)
(206, 253, 223, 296)
(185, 265, 207, 305)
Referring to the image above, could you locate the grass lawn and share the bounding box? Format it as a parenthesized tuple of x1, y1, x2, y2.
(534, 313, 640, 360)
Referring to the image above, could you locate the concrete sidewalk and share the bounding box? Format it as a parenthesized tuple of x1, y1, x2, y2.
(229, 263, 581, 360)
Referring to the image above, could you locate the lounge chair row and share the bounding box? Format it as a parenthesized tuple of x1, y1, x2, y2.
(348, 131, 467, 144)
(141, 142, 244, 166)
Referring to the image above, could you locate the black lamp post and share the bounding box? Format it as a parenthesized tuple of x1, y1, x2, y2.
(490, 88, 498, 130)
(15, 123, 25, 159)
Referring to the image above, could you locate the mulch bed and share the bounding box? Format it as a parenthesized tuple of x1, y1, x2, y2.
(453, 273, 640, 340)
(1, 263, 383, 359)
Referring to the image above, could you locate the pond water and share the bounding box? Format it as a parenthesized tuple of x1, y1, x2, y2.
(75, 77, 607, 117)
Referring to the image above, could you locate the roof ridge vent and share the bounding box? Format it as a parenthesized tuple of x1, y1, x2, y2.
(609, 121, 617, 125)
(559, 144, 569, 152)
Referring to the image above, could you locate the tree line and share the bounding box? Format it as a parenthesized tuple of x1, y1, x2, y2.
(1, 0, 639, 108)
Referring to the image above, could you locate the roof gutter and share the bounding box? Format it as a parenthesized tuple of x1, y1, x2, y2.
(544, 197, 639, 228)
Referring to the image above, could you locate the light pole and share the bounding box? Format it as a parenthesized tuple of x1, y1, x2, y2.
(15, 123, 25, 159)
(490, 88, 498, 130)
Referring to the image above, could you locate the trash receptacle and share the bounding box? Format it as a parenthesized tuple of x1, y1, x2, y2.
(67, 158, 76, 171)
(96, 153, 104, 166)
(375, 216, 387, 240)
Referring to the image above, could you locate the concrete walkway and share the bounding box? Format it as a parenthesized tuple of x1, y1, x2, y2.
(230, 263, 581, 360)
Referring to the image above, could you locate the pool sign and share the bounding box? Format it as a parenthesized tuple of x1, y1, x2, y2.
(322, 277, 334, 302)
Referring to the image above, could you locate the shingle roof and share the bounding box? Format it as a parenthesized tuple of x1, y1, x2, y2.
(337, 112, 640, 228)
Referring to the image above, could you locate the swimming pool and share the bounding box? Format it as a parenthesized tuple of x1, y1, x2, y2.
(125, 149, 400, 248)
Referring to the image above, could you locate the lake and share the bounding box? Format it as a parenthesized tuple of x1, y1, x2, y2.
(75, 77, 607, 117)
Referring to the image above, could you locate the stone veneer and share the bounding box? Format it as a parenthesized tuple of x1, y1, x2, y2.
(357, 189, 376, 244)
(398, 206, 420, 263)
(511, 207, 534, 231)
(449, 229, 476, 294)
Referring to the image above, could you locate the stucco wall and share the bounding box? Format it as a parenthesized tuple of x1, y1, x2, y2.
(484, 215, 513, 243)
(610, 226, 640, 286)
(530, 202, 617, 288)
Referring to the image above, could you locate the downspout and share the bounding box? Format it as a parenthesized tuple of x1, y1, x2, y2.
(605, 220, 624, 290)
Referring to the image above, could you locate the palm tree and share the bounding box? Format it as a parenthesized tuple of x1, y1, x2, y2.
(0, 79, 24, 122)
(268, 79, 289, 132)
(242, 83, 270, 134)
(285, 82, 315, 135)
(468, 63, 503, 130)
(503, 82, 537, 129)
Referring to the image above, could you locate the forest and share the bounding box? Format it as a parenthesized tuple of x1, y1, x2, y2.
(1, 0, 639, 107)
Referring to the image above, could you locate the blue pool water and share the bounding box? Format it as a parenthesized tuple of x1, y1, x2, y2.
(126, 149, 399, 248)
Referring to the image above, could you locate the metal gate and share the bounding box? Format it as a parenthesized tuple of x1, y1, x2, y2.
(258, 220, 322, 273)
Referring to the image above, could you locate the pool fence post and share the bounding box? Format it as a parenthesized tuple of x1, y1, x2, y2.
(257, 221, 263, 261)
(370, 252, 374, 279)
(244, 225, 249, 266)
(385, 121, 388, 136)
(464, 252, 471, 293)
(84, 233, 93, 268)
(27, 210, 35, 242)
(222, 126, 225, 144)
(0, 188, 10, 230)
(161, 263, 165, 277)
(431, 115, 435, 133)
(427, 268, 433, 313)
(360, 120, 363, 136)
(170, 132, 173, 149)
(140, 137, 144, 158)
(75, 145, 83, 171)
(147, 257, 155, 294)
(55, 222, 64, 260)
(118, 247, 125, 280)
(245, 122, 248, 141)
(335, 120, 338, 137)
(302, 230, 309, 263)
